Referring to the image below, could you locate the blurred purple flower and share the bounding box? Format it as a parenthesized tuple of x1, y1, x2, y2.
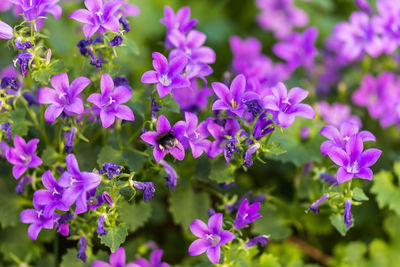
(206, 118, 240, 158)
(355, 0, 373, 14)
(0, 20, 13, 39)
(141, 52, 190, 98)
(16, 176, 33, 195)
(38, 73, 90, 123)
(87, 73, 135, 128)
(344, 199, 353, 228)
(317, 101, 362, 128)
(58, 154, 101, 214)
(172, 81, 213, 113)
(134, 249, 170, 267)
(263, 83, 315, 128)
(64, 127, 77, 154)
(132, 181, 155, 202)
(117, 0, 140, 18)
(306, 193, 329, 214)
(189, 213, 235, 264)
(233, 199, 262, 229)
(0, 123, 12, 140)
(243, 143, 260, 168)
(77, 236, 87, 262)
(15, 52, 33, 76)
(92, 247, 139, 267)
(160, 160, 177, 190)
(320, 173, 337, 186)
(140, 115, 186, 161)
(97, 214, 107, 236)
(69, 0, 121, 38)
(244, 235, 269, 248)
(181, 112, 211, 158)
(6, 135, 42, 179)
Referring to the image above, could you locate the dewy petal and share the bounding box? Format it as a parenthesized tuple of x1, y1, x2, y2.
(109, 247, 125, 266)
(219, 230, 235, 245)
(50, 73, 69, 92)
(190, 219, 208, 238)
(115, 105, 135, 121)
(44, 104, 64, 123)
(103, 16, 120, 32)
(101, 73, 114, 96)
(208, 213, 223, 233)
(230, 74, 246, 102)
(33, 190, 54, 206)
(20, 209, 38, 224)
(141, 70, 158, 84)
(320, 140, 336, 155)
(188, 239, 210, 256)
(277, 112, 295, 128)
(327, 147, 348, 167)
(156, 115, 171, 133)
(211, 82, 230, 103)
(206, 246, 221, 264)
(156, 83, 172, 98)
(141, 131, 158, 146)
(69, 9, 93, 24)
(359, 148, 382, 168)
(37, 87, 58, 104)
(41, 170, 57, 190)
(337, 167, 354, 183)
(287, 87, 309, 105)
(320, 125, 341, 141)
(65, 97, 84, 115)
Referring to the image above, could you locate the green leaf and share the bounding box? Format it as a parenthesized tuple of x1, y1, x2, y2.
(60, 249, 87, 267)
(124, 150, 147, 172)
(371, 168, 400, 215)
(162, 94, 180, 113)
(259, 254, 282, 267)
(0, 166, 21, 228)
(329, 214, 350, 236)
(99, 224, 128, 252)
(10, 109, 31, 137)
(169, 187, 210, 231)
(208, 158, 235, 183)
(252, 205, 292, 241)
(31, 61, 67, 85)
(41, 146, 58, 167)
(352, 187, 369, 201)
(118, 201, 152, 232)
(97, 146, 124, 167)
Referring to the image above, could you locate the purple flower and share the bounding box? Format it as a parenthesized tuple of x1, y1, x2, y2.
(253, 112, 274, 140)
(273, 27, 318, 70)
(102, 191, 114, 207)
(134, 249, 170, 267)
(1, 77, 19, 91)
(0, 141, 9, 158)
(140, 115, 186, 161)
(14, 37, 34, 50)
(317, 101, 362, 128)
(244, 235, 269, 248)
(300, 126, 310, 140)
(188, 213, 235, 264)
(38, 73, 90, 123)
(6, 135, 42, 179)
(263, 83, 315, 128)
(64, 127, 77, 154)
(233, 199, 262, 229)
(119, 16, 130, 32)
(15, 52, 33, 76)
(224, 137, 239, 163)
(117, 0, 140, 18)
(320, 173, 337, 186)
(87, 188, 104, 209)
(33, 170, 69, 217)
(181, 112, 211, 158)
(212, 74, 252, 117)
(306, 193, 329, 214)
(141, 52, 190, 98)
(77, 236, 87, 262)
(20, 203, 58, 240)
(160, 160, 177, 190)
(333, 12, 382, 61)
(99, 162, 122, 179)
(97, 214, 107, 236)
(320, 122, 376, 155)
(87, 73, 135, 128)
(256, 0, 308, 39)
(58, 154, 101, 214)
(16, 176, 33, 195)
(0, 20, 13, 39)
(92, 247, 138, 267)
(9, 0, 62, 26)
(0, 123, 12, 140)
(69, 0, 121, 38)
(243, 143, 260, 168)
(207, 118, 240, 158)
(132, 181, 155, 202)
(172, 81, 213, 113)
(344, 200, 353, 229)
(56, 213, 74, 236)
(110, 35, 123, 47)
(327, 135, 382, 183)
(355, 0, 373, 15)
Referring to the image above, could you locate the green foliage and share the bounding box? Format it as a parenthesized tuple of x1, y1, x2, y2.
(0, 169, 21, 228)
(118, 201, 152, 232)
(259, 254, 282, 267)
(10, 108, 31, 137)
(208, 157, 236, 183)
(253, 205, 292, 241)
(97, 146, 125, 167)
(352, 187, 369, 202)
(99, 223, 128, 252)
(329, 213, 350, 236)
(31, 60, 67, 85)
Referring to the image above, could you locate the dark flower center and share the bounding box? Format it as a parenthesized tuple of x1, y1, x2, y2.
(156, 131, 178, 150)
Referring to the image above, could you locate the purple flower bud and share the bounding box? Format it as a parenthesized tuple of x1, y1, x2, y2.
(146, 241, 159, 250)
(101, 192, 114, 207)
(119, 16, 131, 32)
(225, 137, 239, 163)
(219, 182, 236, 189)
(0, 123, 12, 140)
(300, 126, 310, 140)
(234, 199, 262, 229)
(244, 235, 270, 248)
(87, 49, 106, 70)
(1, 77, 19, 90)
(243, 143, 260, 168)
(113, 76, 130, 88)
(320, 173, 337, 186)
(15, 176, 33, 195)
(97, 214, 107, 236)
(23, 92, 38, 106)
(14, 37, 34, 50)
(0, 20, 13, 39)
(15, 52, 33, 76)
(354, 0, 373, 14)
(92, 36, 104, 45)
(306, 193, 329, 214)
(208, 208, 216, 217)
(110, 35, 123, 47)
(77, 39, 91, 56)
(151, 98, 161, 121)
(160, 160, 177, 190)
(302, 160, 313, 176)
(57, 213, 74, 236)
(0, 141, 9, 157)
(131, 181, 155, 201)
(64, 128, 77, 154)
(249, 194, 266, 204)
(77, 236, 87, 262)
(99, 163, 122, 180)
(253, 112, 274, 140)
(344, 200, 353, 229)
(245, 99, 263, 117)
(226, 191, 252, 213)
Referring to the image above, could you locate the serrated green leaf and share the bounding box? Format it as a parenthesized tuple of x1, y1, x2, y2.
(0, 167, 21, 228)
(371, 168, 400, 215)
(10, 109, 30, 137)
(162, 94, 180, 113)
(252, 205, 292, 241)
(118, 201, 152, 232)
(169, 187, 210, 231)
(97, 146, 124, 168)
(329, 214, 350, 236)
(259, 254, 282, 267)
(99, 224, 128, 252)
(124, 150, 147, 172)
(41, 146, 58, 167)
(208, 158, 235, 183)
(31, 61, 67, 85)
(353, 187, 369, 201)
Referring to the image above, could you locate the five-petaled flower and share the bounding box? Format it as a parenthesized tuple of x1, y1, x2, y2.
(87, 73, 135, 128)
(20, 203, 58, 240)
(38, 73, 91, 123)
(233, 199, 262, 229)
(6, 135, 42, 179)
